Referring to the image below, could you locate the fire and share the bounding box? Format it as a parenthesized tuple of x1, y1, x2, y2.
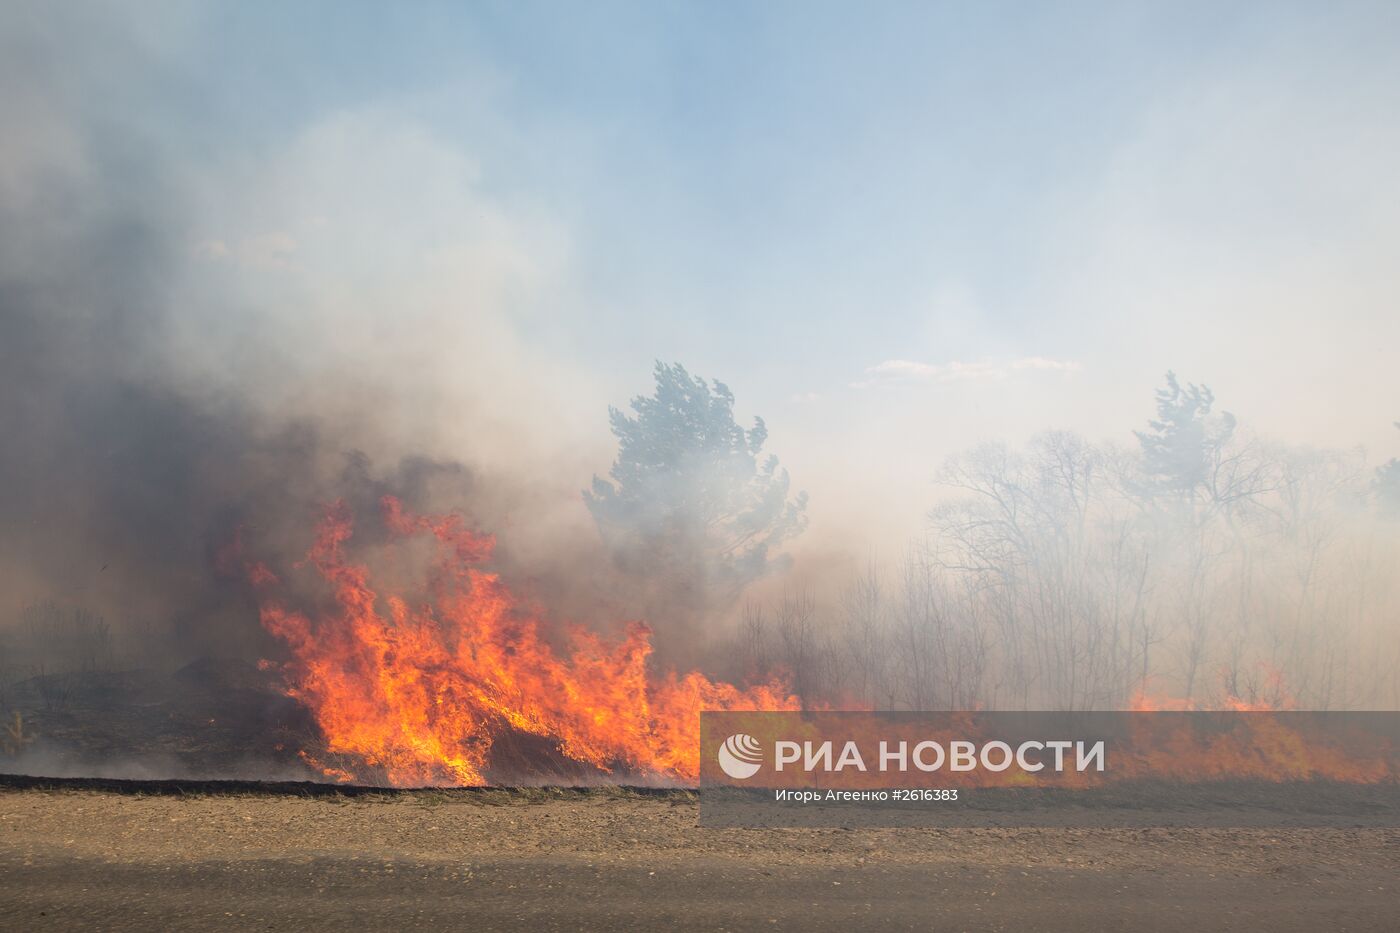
(1119, 668, 1396, 784)
(251, 497, 799, 787)
(1130, 663, 1296, 712)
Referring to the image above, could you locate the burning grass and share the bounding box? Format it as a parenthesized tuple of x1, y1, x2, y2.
(246, 497, 800, 787)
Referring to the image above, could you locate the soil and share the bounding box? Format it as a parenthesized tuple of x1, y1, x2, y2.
(2, 782, 1398, 931)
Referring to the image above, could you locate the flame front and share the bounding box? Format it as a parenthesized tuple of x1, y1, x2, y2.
(253, 497, 799, 786)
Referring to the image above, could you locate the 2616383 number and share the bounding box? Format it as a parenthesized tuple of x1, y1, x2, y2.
(891, 789, 959, 801)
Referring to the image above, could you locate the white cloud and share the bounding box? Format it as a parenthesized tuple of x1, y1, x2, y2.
(192, 230, 299, 269)
(1011, 356, 1081, 373)
(869, 359, 938, 379)
(191, 239, 230, 260)
(851, 357, 1081, 389)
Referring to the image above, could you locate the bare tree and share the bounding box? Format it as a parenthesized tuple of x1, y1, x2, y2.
(775, 589, 820, 707)
(841, 558, 887, 707)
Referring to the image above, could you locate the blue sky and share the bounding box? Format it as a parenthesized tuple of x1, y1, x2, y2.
(12, 0, 1400, 542)
(186, 2, 1244, 361)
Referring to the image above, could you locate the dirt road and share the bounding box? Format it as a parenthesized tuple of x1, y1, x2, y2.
(2, 785, 1397, 931)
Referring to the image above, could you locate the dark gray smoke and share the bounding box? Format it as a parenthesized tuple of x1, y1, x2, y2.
(0, 8, 492, 671)
(0, 161, 469, 666)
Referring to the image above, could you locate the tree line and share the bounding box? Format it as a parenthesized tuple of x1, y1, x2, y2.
(594, 365, 1400, 710)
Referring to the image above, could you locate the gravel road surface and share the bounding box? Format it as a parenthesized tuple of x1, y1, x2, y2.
(2, 786, 1397, 931)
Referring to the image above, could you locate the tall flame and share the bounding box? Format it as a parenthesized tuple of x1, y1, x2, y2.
(252, 497, 799, 786)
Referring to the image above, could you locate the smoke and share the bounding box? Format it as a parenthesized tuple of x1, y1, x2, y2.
(0, 4, 629, 677)
(2, 11, 217, 640)
(3, 1, 1399, 785)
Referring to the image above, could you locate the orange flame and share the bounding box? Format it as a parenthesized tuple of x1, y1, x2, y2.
(1130, 663, 1296, 713)
(252, 497, 799, 786)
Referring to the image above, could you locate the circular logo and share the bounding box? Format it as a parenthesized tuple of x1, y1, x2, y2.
(717, 733, 763, 779)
